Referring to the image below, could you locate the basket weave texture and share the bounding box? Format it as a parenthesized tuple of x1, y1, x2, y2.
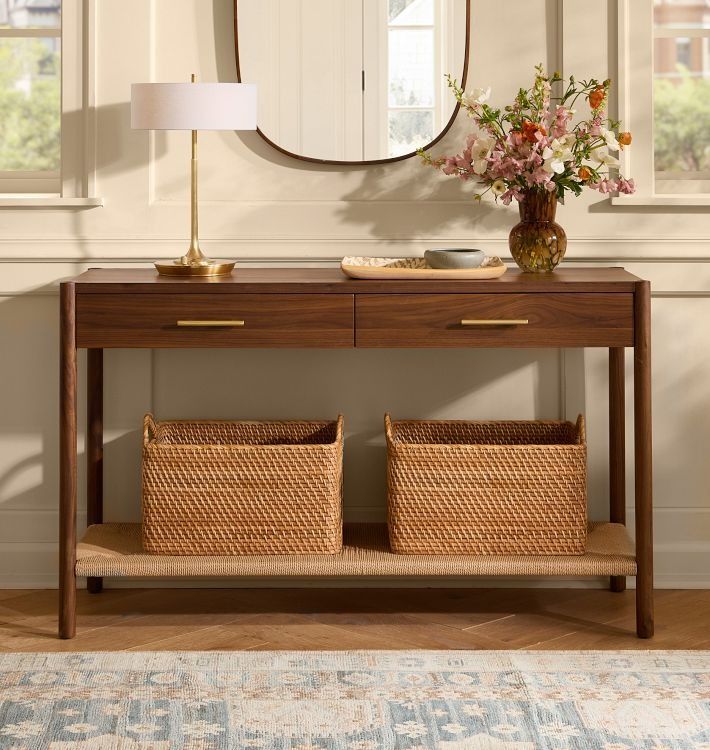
(386, 414, 587, 556)
(142, 414, 343, 555)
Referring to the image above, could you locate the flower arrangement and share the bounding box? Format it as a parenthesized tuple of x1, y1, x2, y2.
(419, 65, 635, 205)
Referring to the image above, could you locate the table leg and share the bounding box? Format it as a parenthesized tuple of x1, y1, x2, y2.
(634, 281, 654, 638)
(59, 283, 77, 639)
(609, 347, 626, 593)
(87, 348, 103, 594)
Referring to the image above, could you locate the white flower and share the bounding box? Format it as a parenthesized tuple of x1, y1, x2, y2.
(462, 87, 491, 109)
(491, 179, 506, 196)
(394, 720, 429, 738)
(597, 149, 620, 168)
(600, 127, 620, 151)
(542, 137, 574, 174)
(471, 135, 495, 174)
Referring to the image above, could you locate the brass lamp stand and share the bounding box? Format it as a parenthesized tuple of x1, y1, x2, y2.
(155, 76, 235, 277)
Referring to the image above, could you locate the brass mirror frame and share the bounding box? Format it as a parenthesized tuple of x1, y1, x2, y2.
(234, 0, 471, 166)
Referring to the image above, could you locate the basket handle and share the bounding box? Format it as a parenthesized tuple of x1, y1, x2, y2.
(384, 413, 395, 445)
(143, 413, 158, 445)
(335, 414, 345, 444)
(576, 414, 586, 445)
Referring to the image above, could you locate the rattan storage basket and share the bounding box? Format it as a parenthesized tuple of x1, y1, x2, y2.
(142, 414, 344, 555)
(386, 414, 587, 555)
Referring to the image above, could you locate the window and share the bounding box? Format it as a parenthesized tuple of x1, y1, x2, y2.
(387, 0, 438, 158)
(617, 0, 710, 204)
(653, 0, 710, 194)
(0, 0, 61, 193)
(0, 0, 99, 206)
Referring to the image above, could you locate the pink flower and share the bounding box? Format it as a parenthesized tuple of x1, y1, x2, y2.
(442, 157, 458, 175)
(617, 177, 636, 194)
(500, 187, 523, 205)
(588, 116, 603, 137)
(525, 166, 553, 188)
(551, 106, 573, 138)
(589, 178, 616, 194)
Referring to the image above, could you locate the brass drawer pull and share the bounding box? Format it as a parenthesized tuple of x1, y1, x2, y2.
(177, 320, 246, 327)
(461, 319, 529, 326)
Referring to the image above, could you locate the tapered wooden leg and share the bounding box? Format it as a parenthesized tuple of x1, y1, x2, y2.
(87, 348, 103, 595)
(609, 347, 626, 592)
(634, 281, 654, 638)
(59, 283, 77, 639)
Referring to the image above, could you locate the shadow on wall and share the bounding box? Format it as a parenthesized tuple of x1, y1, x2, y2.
(0, 291, 147, 539)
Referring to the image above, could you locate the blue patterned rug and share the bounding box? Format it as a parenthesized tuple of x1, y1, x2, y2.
(0, 651, 708, 749)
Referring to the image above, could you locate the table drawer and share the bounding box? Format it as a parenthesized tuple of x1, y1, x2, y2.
(76, 294, 354, 348)
(356, 293, 634, 348)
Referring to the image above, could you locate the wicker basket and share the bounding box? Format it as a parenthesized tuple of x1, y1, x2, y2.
(141, 414, 344, 555)
(386, 414, 587, 556)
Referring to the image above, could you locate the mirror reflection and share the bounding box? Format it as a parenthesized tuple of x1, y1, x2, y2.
(236, 0, 468, 163)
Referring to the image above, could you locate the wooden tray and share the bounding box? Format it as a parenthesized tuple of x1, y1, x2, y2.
(341, 256, 507, 280)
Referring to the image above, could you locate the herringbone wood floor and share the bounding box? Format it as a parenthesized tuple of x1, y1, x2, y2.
(0, 588, 708, 652)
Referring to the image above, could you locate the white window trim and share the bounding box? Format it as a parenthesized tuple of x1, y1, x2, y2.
(0, 0, 103, 209)
(613, 0, 710, 207)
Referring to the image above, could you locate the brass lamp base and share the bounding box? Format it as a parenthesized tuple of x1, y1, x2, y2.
(154, 258, 236, 277)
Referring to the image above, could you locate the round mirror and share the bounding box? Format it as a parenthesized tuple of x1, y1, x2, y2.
(235, 0, 470, 164)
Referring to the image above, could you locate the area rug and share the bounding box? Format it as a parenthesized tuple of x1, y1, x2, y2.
(0, 651, 709, 749)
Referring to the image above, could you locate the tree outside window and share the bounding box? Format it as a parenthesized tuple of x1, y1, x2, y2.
(0, 0, 61, 176)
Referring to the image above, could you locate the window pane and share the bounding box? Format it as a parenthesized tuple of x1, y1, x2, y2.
(0, 0, 61, 29)
(389, 28, 434, 106)
(389, 0, 434, 26)
(0, 37, 60, 171)
(388, 109, 434, 157)
(654, 0, 710, 31)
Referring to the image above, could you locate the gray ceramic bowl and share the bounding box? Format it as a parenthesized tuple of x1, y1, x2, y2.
(425, 248, 487, 269)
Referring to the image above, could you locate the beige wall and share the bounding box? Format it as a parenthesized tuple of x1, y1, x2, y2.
(1, 0, 709, 588)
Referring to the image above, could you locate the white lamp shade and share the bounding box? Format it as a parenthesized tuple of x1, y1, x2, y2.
(131, 82, 257, 131)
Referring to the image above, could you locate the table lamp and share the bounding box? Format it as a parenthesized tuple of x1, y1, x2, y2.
(131, 76, 257, 276)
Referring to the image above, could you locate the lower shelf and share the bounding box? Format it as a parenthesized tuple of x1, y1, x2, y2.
(75, 522, 637, 579)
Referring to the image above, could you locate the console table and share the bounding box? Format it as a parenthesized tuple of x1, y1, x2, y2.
(59, 267, 653, 639)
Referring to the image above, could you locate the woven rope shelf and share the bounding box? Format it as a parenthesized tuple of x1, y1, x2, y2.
(76, 522, 637, 579)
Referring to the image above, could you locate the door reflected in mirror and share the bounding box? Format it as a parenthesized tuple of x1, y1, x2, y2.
(235, 0, 469, 164)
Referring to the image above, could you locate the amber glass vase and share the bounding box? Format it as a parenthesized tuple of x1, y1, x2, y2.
(508, 189, 567, 273)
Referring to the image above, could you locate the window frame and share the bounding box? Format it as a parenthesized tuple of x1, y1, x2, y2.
(614, 0, 710, 206)
(0, 0, 102, 208)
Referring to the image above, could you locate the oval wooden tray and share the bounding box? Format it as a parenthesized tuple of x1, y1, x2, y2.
(341, 256, 507, 280)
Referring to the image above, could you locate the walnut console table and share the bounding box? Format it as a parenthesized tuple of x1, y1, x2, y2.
(59, 267, 653, 639)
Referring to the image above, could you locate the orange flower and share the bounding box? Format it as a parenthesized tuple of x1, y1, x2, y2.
(578, 166, 592, 181)
(521, 120, 547, 143)
(588, 86, 606, 110)
(618, 131, 632, 146)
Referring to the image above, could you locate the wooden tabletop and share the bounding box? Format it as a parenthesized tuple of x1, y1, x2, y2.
(68, 267, 643, 294)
